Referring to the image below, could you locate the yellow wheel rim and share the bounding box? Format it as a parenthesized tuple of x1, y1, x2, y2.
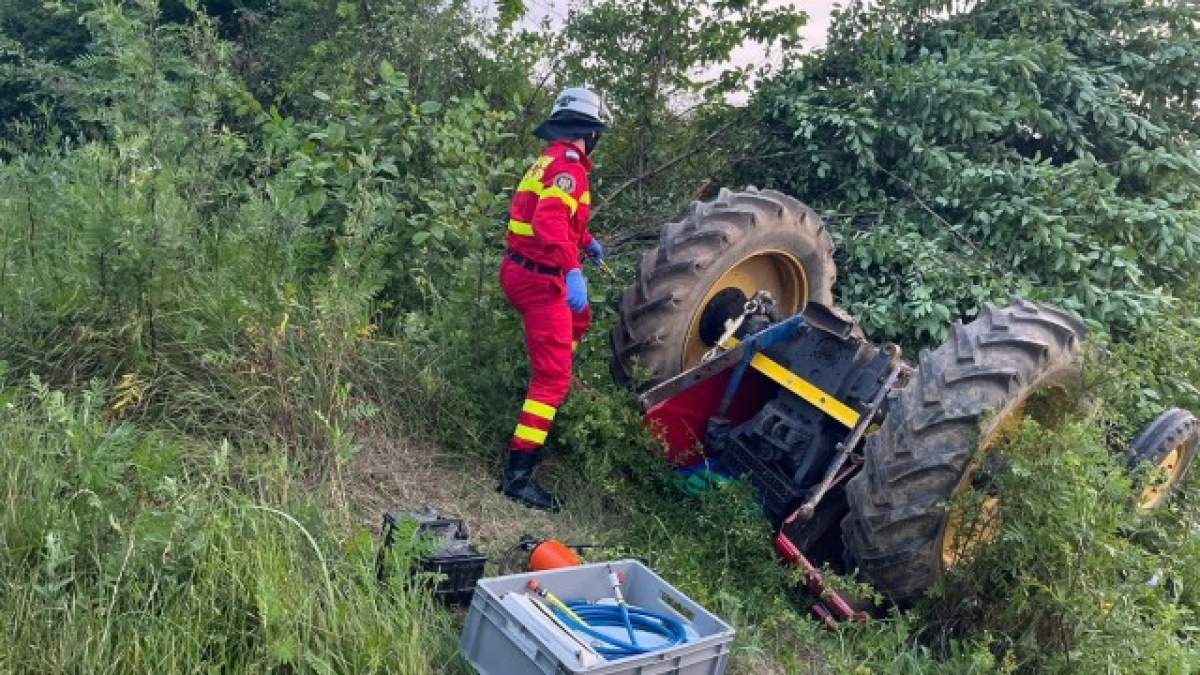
(942, 495, 1000, 568)
(940, 411, 1017, 569)
(940, 387, 1071, 569)
(682, 250, 807, 370)
(1137, 442, 1188, 512)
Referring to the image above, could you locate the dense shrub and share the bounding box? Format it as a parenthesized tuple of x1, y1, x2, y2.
(747, 0, 1200, 348)
(0, 1, 511, 460)
(925, 417, 1200, 672)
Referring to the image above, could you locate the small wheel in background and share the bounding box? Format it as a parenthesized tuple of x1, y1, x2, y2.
(1129, 408, 1199, 512)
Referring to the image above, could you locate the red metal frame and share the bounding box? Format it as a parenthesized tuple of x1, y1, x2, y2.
(775, 531, 868, 627)
(640, 330, 871, 627)
(643, 367, 775, 467)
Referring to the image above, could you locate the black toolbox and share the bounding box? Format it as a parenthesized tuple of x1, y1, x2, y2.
(375, 509, 486, 606)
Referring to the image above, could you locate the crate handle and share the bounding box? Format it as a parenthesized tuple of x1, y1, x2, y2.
(509, 620, 542, 659)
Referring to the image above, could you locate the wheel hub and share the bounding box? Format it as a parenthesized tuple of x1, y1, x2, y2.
(683, 250, 808, 370)
(940, 386, 1071, 569)
(697, 288, 748, 347)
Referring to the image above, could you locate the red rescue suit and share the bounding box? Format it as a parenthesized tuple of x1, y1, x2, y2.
(501, 140, 595, 453)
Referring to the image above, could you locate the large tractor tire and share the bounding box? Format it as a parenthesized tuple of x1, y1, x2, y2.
(610, 187, 836, 388)
(1129, 408, 1199, 512)
(841, 299, 1087, 603)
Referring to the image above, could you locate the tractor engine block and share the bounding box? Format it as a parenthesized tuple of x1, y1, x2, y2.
(709, 306, 896, 524)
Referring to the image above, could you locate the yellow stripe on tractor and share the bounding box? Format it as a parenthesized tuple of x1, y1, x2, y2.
(522, 399, 557, 421)
(751, 354, 861, 428)
(723, 337, 861, 429)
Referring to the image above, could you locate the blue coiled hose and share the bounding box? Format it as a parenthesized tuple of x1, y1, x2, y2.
(554, 600, 689, 658)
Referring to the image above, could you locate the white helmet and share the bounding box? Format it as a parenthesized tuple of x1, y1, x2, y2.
(548, 86, 612, 126)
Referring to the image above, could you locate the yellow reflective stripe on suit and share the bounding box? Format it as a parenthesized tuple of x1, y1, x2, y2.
(508, 219, 534, 236)
(514, 179, 579, 216)
(540, 186, 578, 214)
(522, 399, 556, 421)
(517, 177, 544, 195)
(514, 424, 548, 444)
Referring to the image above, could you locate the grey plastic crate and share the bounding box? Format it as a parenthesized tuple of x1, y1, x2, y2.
(460, 560, 734, 675)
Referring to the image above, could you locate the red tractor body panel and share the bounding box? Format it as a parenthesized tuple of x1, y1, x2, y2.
(643, 367, 776, 467)
(631, 308, 904, 627)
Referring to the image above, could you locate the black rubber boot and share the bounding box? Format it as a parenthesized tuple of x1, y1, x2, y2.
(499, 450, 561, 512)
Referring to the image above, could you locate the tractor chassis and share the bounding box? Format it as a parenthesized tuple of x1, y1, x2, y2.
(639, 307, 909, 626)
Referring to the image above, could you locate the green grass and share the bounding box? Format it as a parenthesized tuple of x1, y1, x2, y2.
(6, 318, 1200, 674)
(0, 380, 463, 674)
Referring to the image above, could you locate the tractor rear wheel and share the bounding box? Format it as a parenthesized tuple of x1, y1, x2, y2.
(610, 187, 836, 388)
(1130, 408, 1199, 512)
(841, 299, 1087, 603)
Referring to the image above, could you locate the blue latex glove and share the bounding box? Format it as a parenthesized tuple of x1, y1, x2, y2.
(585, 239, 605, 263)
(565, 269, 589, 312)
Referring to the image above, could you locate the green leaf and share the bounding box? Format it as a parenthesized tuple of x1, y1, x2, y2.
(379, 60, 396, 83)
(419, 101, 442, 115)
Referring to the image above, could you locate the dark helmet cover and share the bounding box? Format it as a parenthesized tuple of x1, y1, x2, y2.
(532, 110, 608, 142)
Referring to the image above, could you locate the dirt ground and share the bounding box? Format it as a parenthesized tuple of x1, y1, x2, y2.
(346, 433, 613, 573)
(343, 432, 819, 675)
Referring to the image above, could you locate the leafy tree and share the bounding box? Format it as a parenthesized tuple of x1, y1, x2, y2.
(745, 0, 1200, 345)
(0, 0, 90, 63)
(563, 0, 805, 108)
(558, 0, 807, 230)
(245, 0, 539, 116)
(0, 0, 88, 132)
(0, 0, 268, 131)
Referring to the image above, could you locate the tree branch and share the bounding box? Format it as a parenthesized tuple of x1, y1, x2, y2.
(871, 161, 1003, 273)
(595, 118, 739, 215)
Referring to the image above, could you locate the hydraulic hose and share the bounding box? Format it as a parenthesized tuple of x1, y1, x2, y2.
(554, 600, 689, 658)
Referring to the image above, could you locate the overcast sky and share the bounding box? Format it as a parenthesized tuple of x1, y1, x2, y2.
(496, 1, 846, 101)
(512, 0, 841, 51)
(715, 1, 840, 100)
(731, 0, 841, 58)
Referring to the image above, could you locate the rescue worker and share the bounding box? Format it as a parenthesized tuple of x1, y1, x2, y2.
(498, 87, 609, 511)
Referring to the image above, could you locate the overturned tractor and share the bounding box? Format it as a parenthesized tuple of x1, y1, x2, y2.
(610, 188, 1198, 617)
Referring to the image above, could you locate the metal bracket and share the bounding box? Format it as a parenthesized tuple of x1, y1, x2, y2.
(785, 345, 905, 525)
(702, 291, 776, 364)
(716, 312, 808, 418)
(775, 532, 869, 628)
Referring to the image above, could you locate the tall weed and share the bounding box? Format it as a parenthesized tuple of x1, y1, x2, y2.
(0, 377, 464, 674)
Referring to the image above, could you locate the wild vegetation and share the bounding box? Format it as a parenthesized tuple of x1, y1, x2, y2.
(2, 0, 1199, 673)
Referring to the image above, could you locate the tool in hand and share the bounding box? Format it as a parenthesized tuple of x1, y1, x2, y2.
(595, 258, 618, 282)
(584, 241, 619, 282)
